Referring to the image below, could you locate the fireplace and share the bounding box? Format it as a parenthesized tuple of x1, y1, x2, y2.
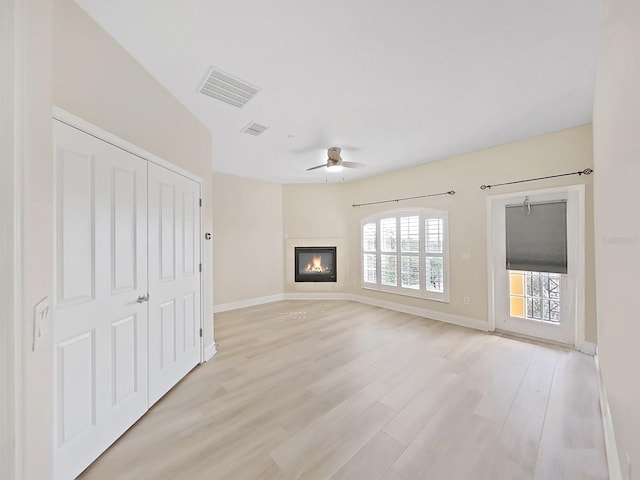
(294, 247, 337, 282)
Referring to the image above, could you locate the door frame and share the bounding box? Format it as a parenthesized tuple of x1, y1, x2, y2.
(52, 106, 206, 365)
(486, 184, 587, 350)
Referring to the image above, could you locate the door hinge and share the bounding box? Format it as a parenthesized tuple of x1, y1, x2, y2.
(199, 328, 203, 337)
(199, 263, 202, 273)
(199, 198, 202, 207)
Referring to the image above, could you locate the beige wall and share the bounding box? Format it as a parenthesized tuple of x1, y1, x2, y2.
(593, 0, 640, 475)
(212, 173, 284, 307)
(280, 126, 596, 341)
(347, 126, 596, 339)
(283, 183, 350, 294)
(283, 183, 350, 240)
(52, 0, 215, 345)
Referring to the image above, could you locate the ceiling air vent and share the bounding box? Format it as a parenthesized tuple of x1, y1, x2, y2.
(199, 67, 260, 108)
(241, 122, 268, 136)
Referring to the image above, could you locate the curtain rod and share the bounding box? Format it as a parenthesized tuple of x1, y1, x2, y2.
(352, 190, 455, 208)
(480, 168, 593, 190)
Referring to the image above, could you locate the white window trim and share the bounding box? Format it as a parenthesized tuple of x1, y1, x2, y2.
(361, 208, 450, 302)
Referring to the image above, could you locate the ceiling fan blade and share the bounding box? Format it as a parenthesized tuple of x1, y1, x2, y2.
(306, 164, 328, 171)
(291, 145, 324, 154)
(342, 161, 366, 169)
(290, 129, 330, 154)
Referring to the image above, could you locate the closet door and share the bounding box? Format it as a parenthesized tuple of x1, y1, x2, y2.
(148, 163, 201, 406)
(54, 120, 149, 480)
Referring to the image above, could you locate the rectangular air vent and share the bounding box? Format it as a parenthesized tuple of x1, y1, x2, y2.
(199, 67, 260, 108)
(241, 122, 268, 136)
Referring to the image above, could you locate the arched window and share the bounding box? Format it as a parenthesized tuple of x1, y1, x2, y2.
(361, 209, 449, 302)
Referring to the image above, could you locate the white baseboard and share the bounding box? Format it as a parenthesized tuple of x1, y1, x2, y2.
(594, 352, 623, 480)
(577, 341, 597, 356)
(348, 294, 489, 332)
(283, 292, 489, 332)
(213, 294, 285, 313)
(203, 343, 217, 362)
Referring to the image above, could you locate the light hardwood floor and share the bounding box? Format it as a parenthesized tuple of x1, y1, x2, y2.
(79, 300, 608, 480)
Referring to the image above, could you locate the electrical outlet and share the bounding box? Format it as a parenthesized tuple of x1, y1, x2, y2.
(463, 296, 470, 305)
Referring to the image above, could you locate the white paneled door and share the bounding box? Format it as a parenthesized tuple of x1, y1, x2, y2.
(53, 119, 203, 479)
(54, 120, 149, 479)
(148, 163, 201, 406)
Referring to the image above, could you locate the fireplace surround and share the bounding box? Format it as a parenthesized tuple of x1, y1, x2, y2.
(294, 246, 337, 282)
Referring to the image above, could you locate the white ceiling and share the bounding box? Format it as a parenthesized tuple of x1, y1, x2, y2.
(75, 0, 602, 184)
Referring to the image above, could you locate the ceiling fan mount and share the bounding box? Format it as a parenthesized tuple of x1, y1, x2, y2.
(307, 146, 365, 172)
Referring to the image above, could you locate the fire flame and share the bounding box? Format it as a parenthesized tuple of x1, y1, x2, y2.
(305, 255, 328, 273)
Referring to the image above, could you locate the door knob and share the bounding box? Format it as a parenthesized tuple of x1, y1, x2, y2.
(136, 294, 150, 303)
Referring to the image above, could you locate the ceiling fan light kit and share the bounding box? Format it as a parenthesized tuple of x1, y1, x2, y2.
(306, 146, 365, 172)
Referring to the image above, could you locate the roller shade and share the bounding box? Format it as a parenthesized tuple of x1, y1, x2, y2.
(505, 200, 567, 274)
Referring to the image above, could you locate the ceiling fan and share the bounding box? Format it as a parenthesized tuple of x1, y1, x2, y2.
(306, 147, 365, 172)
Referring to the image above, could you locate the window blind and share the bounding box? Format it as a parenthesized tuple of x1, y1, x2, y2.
(362, 223, 376, 251)
(505, 200, 567, 274)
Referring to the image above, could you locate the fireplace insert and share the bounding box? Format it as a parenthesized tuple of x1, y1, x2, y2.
(294, 247, 337, 282)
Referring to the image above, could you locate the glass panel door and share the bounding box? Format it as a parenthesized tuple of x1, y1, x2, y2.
(488, 188, 583, 346)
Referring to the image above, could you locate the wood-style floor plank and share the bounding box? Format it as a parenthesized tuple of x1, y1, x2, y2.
(329, 432, 405, 480)
(78, 300, 608, 480)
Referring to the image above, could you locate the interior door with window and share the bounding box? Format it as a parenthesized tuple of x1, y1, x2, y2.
(488, 187, 584, 345)
(147, 163, 202, 406)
